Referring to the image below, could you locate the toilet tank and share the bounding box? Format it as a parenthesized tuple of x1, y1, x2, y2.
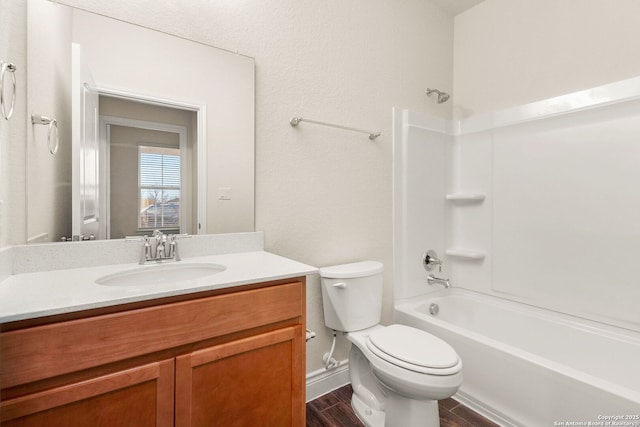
(319, 261, 383, 332)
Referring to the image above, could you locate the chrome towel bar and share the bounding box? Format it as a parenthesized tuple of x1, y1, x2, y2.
(290, 116, 380, 140)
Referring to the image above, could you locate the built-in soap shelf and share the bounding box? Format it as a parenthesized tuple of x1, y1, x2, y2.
(445, 193, 486, 203)
(445, 248, 486, 260)
(445, 193, 486, 260)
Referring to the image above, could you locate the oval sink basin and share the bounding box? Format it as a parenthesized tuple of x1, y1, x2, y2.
(96, 262, 227, 287)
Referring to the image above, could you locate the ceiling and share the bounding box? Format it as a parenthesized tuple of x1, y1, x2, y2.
(431, 0, 485, 16)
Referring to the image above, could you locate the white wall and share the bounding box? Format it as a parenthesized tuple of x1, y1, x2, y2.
(0, 0, 27, 247)
(50, 0, 455, 372)
(454, 0, 640, 116)
(26, 0, 73, 243)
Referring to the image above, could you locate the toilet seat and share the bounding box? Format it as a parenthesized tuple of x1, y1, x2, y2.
(366, 324, 461, 376)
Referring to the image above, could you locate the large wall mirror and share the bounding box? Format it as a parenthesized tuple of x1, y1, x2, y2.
(26, 0, 255, 243)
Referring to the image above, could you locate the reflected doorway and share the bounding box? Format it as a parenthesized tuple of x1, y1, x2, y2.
(99, 96, 198, 239)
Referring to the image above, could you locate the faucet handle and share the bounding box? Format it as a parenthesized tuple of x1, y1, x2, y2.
(423, 249, 443, 272)
(166, 233, 190, 246)
(126, 235, 151, 264)
(168, 233, 190, 261)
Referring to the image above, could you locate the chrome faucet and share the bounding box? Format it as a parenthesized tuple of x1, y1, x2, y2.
(427, 274, 451, 289)
(153, 229, 166, 259)
(126, 230, 190, 264)
(423, 249, 452, 288)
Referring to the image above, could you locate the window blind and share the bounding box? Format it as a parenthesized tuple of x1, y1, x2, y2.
(138, 145, 181, 229)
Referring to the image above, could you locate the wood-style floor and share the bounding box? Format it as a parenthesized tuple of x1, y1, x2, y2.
(306, 384, 500, 427)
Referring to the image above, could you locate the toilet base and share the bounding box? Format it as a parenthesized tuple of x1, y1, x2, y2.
(352, 391, 441, 427)
(385, 391, 439, 427)
(352, 393, 385, 427)
(352, 389, 441, 427)
(347, 330, 455, 427)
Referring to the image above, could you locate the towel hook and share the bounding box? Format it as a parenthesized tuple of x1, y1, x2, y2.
(31, 114, 59, 155)
(1, 61, 17, 120)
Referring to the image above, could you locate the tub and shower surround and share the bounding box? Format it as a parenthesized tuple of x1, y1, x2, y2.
(392, 76, 640, 424)
(453, 98, 640, 332)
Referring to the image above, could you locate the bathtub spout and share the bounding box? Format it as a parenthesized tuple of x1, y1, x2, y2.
(427, 274, 451, 288)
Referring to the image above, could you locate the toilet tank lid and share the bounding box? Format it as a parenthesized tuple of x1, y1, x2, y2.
(319, 261, 383, 279)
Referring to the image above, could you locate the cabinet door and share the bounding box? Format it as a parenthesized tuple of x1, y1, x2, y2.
(176, 326, 304, 427)
(0, 359, 174, 427)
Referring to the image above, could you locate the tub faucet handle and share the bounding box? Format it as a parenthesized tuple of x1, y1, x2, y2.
(423, 249, 443, 272)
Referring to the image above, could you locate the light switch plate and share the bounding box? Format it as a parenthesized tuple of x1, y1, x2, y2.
(218, 187, 231, 200)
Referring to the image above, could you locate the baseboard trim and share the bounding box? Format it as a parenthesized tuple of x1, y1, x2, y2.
(305, 360, 350, 402)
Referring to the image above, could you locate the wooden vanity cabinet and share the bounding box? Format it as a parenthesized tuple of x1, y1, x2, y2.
(0, 359, 175, 427)
(176, 326, 303, 426)
(0, 279, 306, 426)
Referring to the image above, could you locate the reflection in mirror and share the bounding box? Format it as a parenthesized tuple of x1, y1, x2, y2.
(26, 0, 255, 243)
(100, 97, 197, 239)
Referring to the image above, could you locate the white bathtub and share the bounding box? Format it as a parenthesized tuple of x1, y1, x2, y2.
(394, 288, 640, 426)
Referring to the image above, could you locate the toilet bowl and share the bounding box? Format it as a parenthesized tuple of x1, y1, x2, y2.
(319, 261, 462, 427)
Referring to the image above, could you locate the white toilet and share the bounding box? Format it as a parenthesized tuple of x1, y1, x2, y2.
(319, 261, 462, 427)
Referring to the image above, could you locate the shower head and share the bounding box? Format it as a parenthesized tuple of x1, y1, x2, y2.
(426, 88, 450, 104)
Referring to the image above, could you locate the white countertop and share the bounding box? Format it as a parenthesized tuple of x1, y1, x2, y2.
(0, 251, 317, 323)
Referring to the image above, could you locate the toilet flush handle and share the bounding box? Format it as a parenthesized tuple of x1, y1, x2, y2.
(333, 282, 347, 289)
